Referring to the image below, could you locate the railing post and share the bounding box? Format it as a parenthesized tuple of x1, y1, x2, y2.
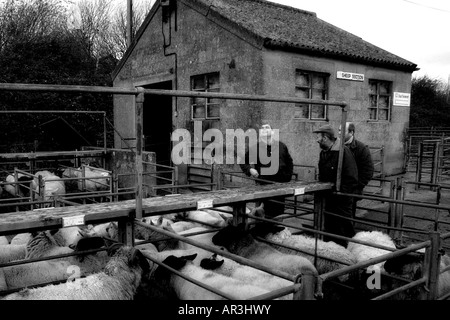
(336, 106, 348, 192)
(313, 191, 325, 240)
(425, 231, 441, 300)
(416, 142, 423, 190)
(233, 202, 247, 228)
(393, 176, 404, 241)
(118, 218, 135, 247)
(293, 267, 319, 300)
(135, 87, 145, 219)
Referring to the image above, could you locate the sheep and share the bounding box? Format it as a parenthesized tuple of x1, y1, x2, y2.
(0, 236, 9, 245)
(249, 223, 357, 281)
(10, 233, 32, 245)
(200, 253, 294, 300)
(3, 173, 34, 198)
(382, 251, 450, 300)
(0, 236, 110, 292)
(347, 231, 397, 270)
(24, 230, 72, 259)
(33, 170, 66, 201)
(0, 244, 26, 264)
(1, 245, 150, 300)
(152, 253, 272, 300)
(180, 210, 230, 227)
(211, 223, 319, 282)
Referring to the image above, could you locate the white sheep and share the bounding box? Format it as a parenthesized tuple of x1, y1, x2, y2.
(10, 233, 32, 245)
(250, 223, 357, 281)
(1, 245, 150, 300)
(152, 253, 272, 300)
(200, 253, 294, 300)
(3, 173, 33, 198)
(0, 244, 27, 264)
(0, 236, 110, 292)
(33, 170, 66, 201)
(0, 236, 9, 245)
(211, 224, 319, 282)
(347, 231, 397, 270)
(182, 210, 230, 227)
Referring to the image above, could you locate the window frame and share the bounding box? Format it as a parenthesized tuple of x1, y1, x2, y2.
(368, 79, 392, 122)
(190, 72, 221, 121)
(294, 70, 329, 121)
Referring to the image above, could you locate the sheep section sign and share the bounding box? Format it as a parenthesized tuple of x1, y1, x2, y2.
(336, 71, 365, 82)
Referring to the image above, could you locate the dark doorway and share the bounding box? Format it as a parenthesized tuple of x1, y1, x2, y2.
(143, 81, 173, 167)
(143, 81, 173, 194)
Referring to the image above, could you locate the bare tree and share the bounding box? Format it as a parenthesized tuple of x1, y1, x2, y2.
(0, 0, 67, 53)
(110, 0, 156, 59)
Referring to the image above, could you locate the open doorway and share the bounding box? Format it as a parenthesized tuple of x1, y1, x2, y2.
(143, 81, 173, 194)
(143, 81, 173, 167)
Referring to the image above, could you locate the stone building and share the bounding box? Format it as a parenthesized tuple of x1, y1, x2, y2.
(112, 0, 418, 183)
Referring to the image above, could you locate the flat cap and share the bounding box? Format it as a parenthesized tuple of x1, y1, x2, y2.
(313, 124, 336, 138)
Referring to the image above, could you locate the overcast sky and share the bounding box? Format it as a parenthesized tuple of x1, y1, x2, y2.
(269, 0, 450, 82)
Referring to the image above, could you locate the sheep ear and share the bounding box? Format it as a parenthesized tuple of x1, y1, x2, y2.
(149, 219, 155, 226)
(162, 255, 187, 270)
(181, 253, 197, 261)
(157, 216, 164, 226)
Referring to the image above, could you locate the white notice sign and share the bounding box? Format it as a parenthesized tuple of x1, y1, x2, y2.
(197, 199, 214, 209)
(393, 92, 411, 106)
(337, 71, 365, 82)
(62, 215, 85, 227)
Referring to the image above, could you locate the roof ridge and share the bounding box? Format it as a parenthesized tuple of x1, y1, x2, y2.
(243, 0, 317, 17)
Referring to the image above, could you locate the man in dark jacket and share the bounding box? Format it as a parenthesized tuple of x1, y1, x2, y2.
(313, 124, 359, 246)
(240, 124, 294, 218)
(340, 122, 374, 215)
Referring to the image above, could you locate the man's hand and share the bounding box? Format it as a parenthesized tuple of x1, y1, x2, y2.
(249, 168, 259, 178)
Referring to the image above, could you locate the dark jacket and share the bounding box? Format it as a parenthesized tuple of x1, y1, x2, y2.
(346, 138, 374, 191)
(240, 140, 293, 184)
(318, 138, 359, 194)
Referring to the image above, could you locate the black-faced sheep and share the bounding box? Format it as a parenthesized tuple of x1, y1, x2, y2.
(152, 253, 272, 300)
(382, 251, 450, 300)
(200, 253, 294, 300)
(249, 223, 357, 281)
(1, 245, 150, 300)
(211, 224, 318, 282)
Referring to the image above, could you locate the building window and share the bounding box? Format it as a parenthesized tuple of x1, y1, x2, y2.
(295, 70, 328, 120)
(369, 80, 391, 121)
(191, 72, 220, 120)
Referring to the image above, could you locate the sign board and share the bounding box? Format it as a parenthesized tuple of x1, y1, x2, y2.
(337, 71, 364, 82)
(62, 215, 85, 227)
(294, 187, 305, 196)
(197, 199, 214, 209)
(393, 92, 411, 106)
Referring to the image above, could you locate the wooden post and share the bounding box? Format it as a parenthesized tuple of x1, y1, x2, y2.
(135, 87, 144, 219)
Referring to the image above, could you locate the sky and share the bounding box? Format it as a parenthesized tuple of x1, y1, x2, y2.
(269, 0, 450, 83)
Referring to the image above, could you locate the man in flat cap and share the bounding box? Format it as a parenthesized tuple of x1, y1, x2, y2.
(313, 124, 359, 246)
